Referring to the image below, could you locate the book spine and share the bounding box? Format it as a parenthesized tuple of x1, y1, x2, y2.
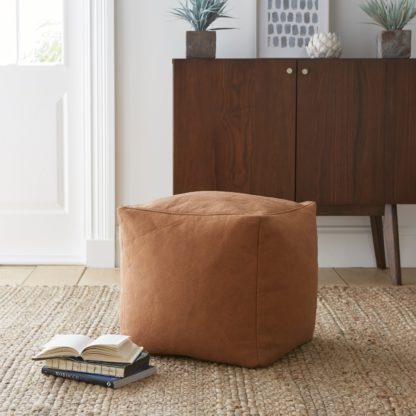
(124, 355, 150, 377)
(45, 359, 124, 377)
(42, 367, 115, 388)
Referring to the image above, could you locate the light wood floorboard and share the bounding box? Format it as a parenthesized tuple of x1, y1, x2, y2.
(0, 266, 35, 286)
(335, 268, 392, 287)
(0, 266, 415, 287)
(318, 268, 347, 287)
(78, 268, 120, 286)
(402, 268, 416, 286)
(22, 266, 85, 286)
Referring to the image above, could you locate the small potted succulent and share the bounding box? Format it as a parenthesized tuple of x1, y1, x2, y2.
(171, 0, 233, 58)
(361, 0, 416, 58)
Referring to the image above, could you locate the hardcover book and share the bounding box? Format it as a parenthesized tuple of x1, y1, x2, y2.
(42, 365, 157, 389)
(45, 351, 150, 378)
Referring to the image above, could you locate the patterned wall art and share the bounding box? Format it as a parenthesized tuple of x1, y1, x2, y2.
(257, 0, 330, 58)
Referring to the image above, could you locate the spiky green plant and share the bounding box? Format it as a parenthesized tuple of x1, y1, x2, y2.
(361, 0, 416, 30)
(171, 0, 233, 31)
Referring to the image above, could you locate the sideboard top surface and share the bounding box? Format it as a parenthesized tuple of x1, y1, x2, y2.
(173, 58, 416, 62)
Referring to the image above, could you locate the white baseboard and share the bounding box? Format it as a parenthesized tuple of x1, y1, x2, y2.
(86, 240, 115, 268)
(115, 227, 121, 268)
(0, 241, 116, 267)
(0, 255, 85, 265)
(318, 225, 416, 267)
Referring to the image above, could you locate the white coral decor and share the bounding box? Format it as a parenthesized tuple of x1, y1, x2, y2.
(306, 33, 342, 58)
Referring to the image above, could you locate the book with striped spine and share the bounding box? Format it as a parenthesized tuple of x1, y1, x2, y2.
(45, 351, 150, 378)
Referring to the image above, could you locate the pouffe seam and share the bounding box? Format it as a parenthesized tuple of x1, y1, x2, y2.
(119, 202, 315, 218)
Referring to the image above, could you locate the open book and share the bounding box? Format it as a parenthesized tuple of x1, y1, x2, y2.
(33, 335, 143, 364)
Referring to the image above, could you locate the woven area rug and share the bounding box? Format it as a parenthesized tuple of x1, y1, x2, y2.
(1, 286, 416, 416)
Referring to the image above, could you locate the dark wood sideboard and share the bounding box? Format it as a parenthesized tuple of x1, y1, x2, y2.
(173, 59, 416, 285)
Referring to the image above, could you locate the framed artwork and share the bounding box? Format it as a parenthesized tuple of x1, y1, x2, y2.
(257, 0, 330, 58)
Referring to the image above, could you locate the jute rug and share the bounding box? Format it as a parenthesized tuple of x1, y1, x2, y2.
(0, 286, 415, 416)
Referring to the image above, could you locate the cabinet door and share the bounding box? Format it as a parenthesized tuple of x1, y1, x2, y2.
(385, 60, 416, 203)
(296, 60, 386, 206)
(174, 59, 296, 199)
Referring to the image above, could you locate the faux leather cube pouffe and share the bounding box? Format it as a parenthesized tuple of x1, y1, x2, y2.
(118, 191, 318, 368)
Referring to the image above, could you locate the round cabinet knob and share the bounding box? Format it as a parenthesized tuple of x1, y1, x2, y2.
(301, 68, 309, 76)
(286, 67, 294, 75)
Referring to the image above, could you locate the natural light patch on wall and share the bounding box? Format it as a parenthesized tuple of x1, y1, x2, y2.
(0, 0, 63, 65)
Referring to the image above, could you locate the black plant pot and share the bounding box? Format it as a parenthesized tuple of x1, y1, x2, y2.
(377, 30, 411, 58)
(186, 31, 216, 59)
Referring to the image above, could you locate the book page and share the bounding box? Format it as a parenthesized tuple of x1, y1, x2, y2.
(86, 335, 130, 349)
(42, 334, 92, 355)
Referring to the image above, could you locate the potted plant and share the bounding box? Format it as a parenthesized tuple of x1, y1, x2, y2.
(361, 0, 416, 58)
(171, 0, 233, 59)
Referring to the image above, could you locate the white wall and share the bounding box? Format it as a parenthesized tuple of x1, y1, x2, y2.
(115, 0, 416, 267)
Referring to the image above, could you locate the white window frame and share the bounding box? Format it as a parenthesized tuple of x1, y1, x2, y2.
(13, 0, 65, 66)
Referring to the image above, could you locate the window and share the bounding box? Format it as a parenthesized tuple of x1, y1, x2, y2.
(0, 0, 63, 65)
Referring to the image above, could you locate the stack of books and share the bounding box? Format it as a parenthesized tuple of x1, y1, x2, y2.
(33, 334, 156, 389)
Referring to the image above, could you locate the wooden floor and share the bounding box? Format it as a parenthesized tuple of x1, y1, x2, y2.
(0, 266, 416, 287)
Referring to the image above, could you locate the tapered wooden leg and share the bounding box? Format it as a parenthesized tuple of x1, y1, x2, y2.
(383, 204, 402, 285)
(370, 216, 387, 269)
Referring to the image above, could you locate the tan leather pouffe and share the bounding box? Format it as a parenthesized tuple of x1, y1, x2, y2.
(118, 191, 318, 368)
